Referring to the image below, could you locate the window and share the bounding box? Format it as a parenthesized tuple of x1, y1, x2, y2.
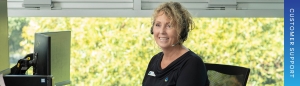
(8, 17, 283, 85)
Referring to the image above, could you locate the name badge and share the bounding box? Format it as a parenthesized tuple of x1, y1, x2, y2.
(148, 71, 156, 77)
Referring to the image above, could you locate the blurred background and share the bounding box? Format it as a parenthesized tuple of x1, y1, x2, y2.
(8, 17, 283, 86)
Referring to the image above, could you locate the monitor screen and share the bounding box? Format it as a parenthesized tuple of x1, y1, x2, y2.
(33, 33, 51, 75)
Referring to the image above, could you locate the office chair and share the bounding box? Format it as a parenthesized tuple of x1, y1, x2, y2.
(205, 63, 250, 86)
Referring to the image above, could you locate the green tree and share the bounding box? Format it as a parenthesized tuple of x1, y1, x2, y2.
(8, 17, 29, 63)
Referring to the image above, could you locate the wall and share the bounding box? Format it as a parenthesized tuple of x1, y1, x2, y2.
(0, 0, 9, 71)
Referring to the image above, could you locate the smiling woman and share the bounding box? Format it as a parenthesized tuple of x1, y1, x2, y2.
(143, 2, 210, 86)
(7, 16, 283, 85)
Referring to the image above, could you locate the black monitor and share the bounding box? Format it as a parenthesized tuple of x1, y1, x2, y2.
(33, 33, 51, 75)
(4, 31, 70, 86)
(34, 31, 71, 86)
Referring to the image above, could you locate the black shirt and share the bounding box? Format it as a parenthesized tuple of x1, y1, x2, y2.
(142, 50, 210, 86)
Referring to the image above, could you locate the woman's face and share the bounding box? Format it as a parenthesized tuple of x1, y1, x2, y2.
(153, 12, 179, 49)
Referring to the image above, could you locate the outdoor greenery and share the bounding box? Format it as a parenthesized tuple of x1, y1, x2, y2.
(8, 17, 283, 86)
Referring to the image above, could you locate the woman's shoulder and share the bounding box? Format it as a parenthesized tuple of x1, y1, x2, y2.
(184, 50, 205, 63)
(148, 52, 163, 63)
(153, 52, 163, 59)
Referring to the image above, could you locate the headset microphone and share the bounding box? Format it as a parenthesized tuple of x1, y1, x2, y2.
(171, 42, 180, 47)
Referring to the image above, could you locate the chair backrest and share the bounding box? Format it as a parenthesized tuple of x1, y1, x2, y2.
(205, 63, 250, 86)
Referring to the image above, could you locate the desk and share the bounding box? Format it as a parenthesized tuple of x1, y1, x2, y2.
(3, 75, 53, 86)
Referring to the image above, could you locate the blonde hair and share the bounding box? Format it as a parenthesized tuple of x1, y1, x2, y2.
(152, 1, 194, 43)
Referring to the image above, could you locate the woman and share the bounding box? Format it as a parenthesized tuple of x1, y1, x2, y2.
(142, 1, 210, 86)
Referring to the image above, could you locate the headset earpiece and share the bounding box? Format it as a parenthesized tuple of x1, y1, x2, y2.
(150, 22, 154, 34)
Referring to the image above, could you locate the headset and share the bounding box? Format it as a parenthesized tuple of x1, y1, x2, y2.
(150, 16, 189, 43)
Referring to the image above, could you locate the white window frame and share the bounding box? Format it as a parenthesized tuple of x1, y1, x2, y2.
(7, 0, 283, 17)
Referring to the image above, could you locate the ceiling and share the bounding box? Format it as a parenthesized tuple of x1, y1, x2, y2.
(7, 0, 284, 17)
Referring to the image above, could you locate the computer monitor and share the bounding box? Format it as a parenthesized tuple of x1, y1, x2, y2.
(34, 31, 71, 86)
(33, 33, 51, 75)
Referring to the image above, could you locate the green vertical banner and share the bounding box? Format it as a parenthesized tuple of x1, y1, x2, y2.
(0, 0, 9, 71)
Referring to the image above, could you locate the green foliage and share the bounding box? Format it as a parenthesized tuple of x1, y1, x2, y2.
(8, 17, 29, 55)
(12, 17, 283, 86)
(186, 18, 283, 86)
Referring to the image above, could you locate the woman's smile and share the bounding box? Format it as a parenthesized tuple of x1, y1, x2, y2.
(159, 37, 169, 42)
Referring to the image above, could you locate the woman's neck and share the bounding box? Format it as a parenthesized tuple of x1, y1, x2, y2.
(161, 45, 189, 60)
(160, 45, 189, 69)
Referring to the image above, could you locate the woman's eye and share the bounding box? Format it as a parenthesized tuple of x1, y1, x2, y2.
(155, 24, 161, 27)
(167, 25, 172, 28)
